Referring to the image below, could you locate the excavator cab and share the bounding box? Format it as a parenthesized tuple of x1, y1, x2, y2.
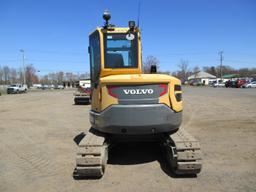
(74, 11, 202, 178)
(89, 18, 141, 88)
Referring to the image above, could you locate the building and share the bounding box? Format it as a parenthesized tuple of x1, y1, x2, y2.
(188, 71, 217, 85)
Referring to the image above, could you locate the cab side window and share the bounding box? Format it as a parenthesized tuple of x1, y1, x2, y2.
(89, 32, 101, 86)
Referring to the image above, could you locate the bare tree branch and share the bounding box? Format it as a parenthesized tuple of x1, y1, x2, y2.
(143, 56, 160, 73)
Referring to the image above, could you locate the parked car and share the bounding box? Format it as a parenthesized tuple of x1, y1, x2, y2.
(241, 83, 248, 88)
(57, 85, 64, 89)
(189, 80, 203, 86)
(41, 85, 50, 90)
(236, 79, 247, 88)
(243, 81, 256, 88)
(53, 85, 64, 89)
(213, 81, 225, 88)
(225, 80, 237, 88)
(32, 84, 42, 89)
(7, 84, 28, 94)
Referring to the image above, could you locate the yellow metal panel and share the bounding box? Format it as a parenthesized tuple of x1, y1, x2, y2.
(169, 78, 183, 112)
(98, 74, 182, 112)
(101, 27, 130, 33)
(91, 86, 101, 112)
(100, 74, 178, 84)
(101, 84, 118, 111)
(137, 29, 142, 72)
(159, 93, 171, 107)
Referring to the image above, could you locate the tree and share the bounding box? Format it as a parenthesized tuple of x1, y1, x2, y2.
(65, 72, 74, 81)
(18, 68, 24, 83)
(192, 66, 200, 79)
(237, 68, 250, 77)
(48, 73, 57, 85)
(3, 66, 10, 84)
(143, 56, 160, 73)
(158, 70, 171, 75)
(79, 72, 90, 79)
(203, 66, 217, 76)
(40, 75, 49, 84)
(10, 68, 17, 84)
(176, 59, 191, 83)
(0, 66, 3, 84)
(193, 66, 200, 73)
(25, 64, 38, 87)
(56, 71, 64, 84)
(215, 65, 236, 77)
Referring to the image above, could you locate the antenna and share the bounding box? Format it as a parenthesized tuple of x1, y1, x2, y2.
(103, 10, 111, 28)
(137, 0, 141, 27)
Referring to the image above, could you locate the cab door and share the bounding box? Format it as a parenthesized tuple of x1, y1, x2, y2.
(89, 31, 101, 112)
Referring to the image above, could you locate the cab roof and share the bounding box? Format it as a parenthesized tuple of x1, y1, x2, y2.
(90, 27, 140, 35)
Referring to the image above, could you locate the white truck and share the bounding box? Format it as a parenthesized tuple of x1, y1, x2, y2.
(7, 84, 28, 94)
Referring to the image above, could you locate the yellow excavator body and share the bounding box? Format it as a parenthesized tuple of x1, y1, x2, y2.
(74, 11, 201, 178)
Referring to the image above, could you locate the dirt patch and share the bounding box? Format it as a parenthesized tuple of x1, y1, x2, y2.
(0, 87, 255, 192)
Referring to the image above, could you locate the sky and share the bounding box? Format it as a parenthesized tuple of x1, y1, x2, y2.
(0, 0, 255, 75)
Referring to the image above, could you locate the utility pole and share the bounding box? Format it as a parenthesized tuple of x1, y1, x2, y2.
(20, 49, 26, 85)
(219, 51, 223, 80)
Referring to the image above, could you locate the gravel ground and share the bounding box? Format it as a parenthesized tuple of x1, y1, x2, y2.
(0, 87, 255, 192)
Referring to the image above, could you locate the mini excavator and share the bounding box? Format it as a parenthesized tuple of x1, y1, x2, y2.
(74, 11, 202, 178)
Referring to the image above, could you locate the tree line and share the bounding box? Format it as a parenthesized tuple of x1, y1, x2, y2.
(1, 56, 255, 86)
(0, 64, 89, 87)
(143, 56, 256, 82)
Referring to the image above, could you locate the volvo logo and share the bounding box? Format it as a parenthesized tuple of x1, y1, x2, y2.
(123, 89, 154, 95)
